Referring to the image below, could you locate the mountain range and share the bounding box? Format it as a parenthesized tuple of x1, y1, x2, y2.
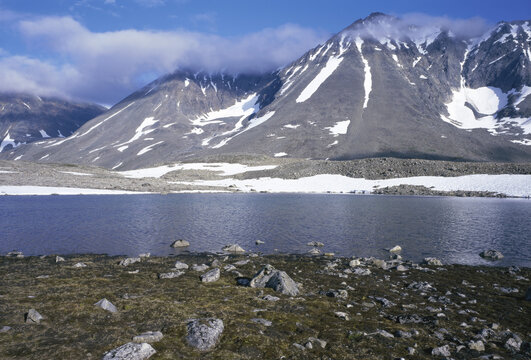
(1, 13, 530, 169)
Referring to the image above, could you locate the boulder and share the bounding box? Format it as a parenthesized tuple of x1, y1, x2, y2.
(55, 256, 65, 262)
(349, 259, 361, 267)
(468, 340, 485, 352)
(25, 309, 43, 324)
(102, 342, 156, 360)
(423, 257, 443, 266)
(201, 268, 220, 283)
(158, 271, 184, 279)
(352, 268, 371, 276)
(192, 264, 209, 272)
(73, 262, 87, 268)
(233, 260, 249, 266)
(249, 264, 300, 296)
(307, 241, 324, 247)
(174, 261, 189, 270)
(171, 239, 190, 248)
(133, 331, 163, 343)
(389, 245, 402, 253)
(334, 311, 350, 320)
(6, 251, 24, 258)
(431, 345, 451, 357)
(186, 318, 224, 351)
(119, 257, 141, 266)
(479, 250, 504, 260)
(307, 248, 321, 255)
(251, 318, 272, 326)
(94, 298, 118, 313)
(222, 244, 245, 253)
(255, 240, 265, 245)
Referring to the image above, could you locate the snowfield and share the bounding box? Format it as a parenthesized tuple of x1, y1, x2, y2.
(118, 162, 278, 178)
(170, 174, 531, 198)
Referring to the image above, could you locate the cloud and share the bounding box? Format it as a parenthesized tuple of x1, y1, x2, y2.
(0, 16, 326, 105)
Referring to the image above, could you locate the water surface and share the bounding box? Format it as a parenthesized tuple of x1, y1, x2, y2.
(0, 194, 529, 267)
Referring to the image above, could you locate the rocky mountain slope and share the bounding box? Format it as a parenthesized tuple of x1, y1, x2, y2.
(2, 13, 530, 169)
(0, 94, 105, 154)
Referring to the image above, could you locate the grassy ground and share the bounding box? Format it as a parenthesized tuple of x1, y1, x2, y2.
(0, 254, 529, 359)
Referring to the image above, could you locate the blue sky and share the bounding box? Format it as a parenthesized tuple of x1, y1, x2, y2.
(0, 0, 529, 105)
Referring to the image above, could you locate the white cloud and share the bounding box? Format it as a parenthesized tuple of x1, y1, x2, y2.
(0, 16, 326, 105)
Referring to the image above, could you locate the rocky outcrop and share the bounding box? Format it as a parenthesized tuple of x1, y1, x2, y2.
(249, 264, 300, 296)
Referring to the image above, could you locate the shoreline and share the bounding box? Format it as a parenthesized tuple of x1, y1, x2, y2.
(1, 252, 529, 359)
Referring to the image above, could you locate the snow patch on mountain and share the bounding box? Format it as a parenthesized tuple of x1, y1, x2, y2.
(39, 130, 50, 138)
(191, 93, 259, 127)
(325, 120, 351, 136)
(118, 162, 278, 178)
(115, 117, 159, 148)
(211, 111, 276, 148)
(355, 38, 372, 109)
(0, 132, 21, 152)
(296, 55, 344, 103)
(137, 141, 163, 156)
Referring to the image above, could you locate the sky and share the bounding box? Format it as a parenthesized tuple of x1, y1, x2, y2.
(0, 0, 529, 106)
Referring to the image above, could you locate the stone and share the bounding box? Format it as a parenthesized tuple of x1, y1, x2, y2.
(222, 244, 245, 253)
(201, 268, 220, 283)
(192, 264, 209, 272)
(73, 262, 87, 268)
(233, 260, 250, 266)
(468, 340, 485, 352)
(308, 248, 321, 255)
(7, 251, 24, 258)
(320, 289, 348, 299)
(102, 342, 156, 360)
(292, 343, 306, 351)
(158, 271, 184, 279)
(94, 298, 118, 313)
(171, 239, 190, 248)
(349, 259, 361, 267)
(407, 347, 416, 355)
(138, 253, 150, 258)
(395, 330, 412, 338)
(334, 311, 350, 320)
(479, 250, 503, 260)
(251, 318, 272, 326)
(431, 345, 451, 357)
(255, 240, 265, 245)
(324, 252, 335, 257)
(119, 257, 141, 266)
(174, 261, 189, 270)
(249, 264, 300, 296)
(55, 256, 65, 262)
(133, 331, 163, 343)
(505, 337, 522, 352)
(262, 295, 280, 302)
(396, 265, 408, 272)
(307, 241, 324, 247)
(25, 309, 43, 324)
(186, 318, 224, 351)
(307, 337, 327, 349)
(371, 259, 388, 269)
(352, 268, 371, 276)
(389, 245, 402, 253)
(375, 329, 394, 338)
(0, 326, 11, 333)
(423, 257, 443, 266)
(223, 264, 236, 271)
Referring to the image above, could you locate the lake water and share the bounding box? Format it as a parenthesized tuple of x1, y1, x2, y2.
(0, 194, 530, 267)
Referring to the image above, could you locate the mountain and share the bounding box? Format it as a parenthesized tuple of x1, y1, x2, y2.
(2, 13, 530, 169)
(0, 94, 105, 154)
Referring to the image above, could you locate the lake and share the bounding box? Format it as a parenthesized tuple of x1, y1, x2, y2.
(0, 194, 530, 267)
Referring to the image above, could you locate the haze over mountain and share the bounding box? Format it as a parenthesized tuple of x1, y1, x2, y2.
(2, 13, 530, 169)
(0, 94, 105, 154)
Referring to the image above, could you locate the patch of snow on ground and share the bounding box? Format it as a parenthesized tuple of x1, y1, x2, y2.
(137, 141, 163, 156)
(296, 55, 344, 103)
(112, 162, 123, 170)
(0, 132, 20, 152)
(325, 120, 350, 136)
(118, 163, 278, 178)
(514, 86, 531, 107)
(0, 186, 142, 195)
(171, 174, 531, 197)
(184, 79, 190, 87)
(80, 102, 136, 137)
(283, 124, 300, 129)
(116, 117, 159, 148)
(117, 145, 128, 152)
(39, 130, 50, 138)
(191, 93, 258, 127)
(211, 111, 276, 148)
(274, 153, 287, 157)
(39, 154, 49, 160)
(355, 37, 372, 109)
(0, 170, 17, 174)
(59, 171, 93, 176)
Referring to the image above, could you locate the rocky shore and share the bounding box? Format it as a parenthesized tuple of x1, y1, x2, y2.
(0, 251, 529, 359)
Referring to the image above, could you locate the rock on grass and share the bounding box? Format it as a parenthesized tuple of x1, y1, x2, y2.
(25, 309, 43, 324)
(186, 318, 224, 351)
(171, 239, 189, 248)
(132, 331, 163, 344)
(94, 298, 118, 313)
(200, 268, 220, 283)
(102, 342, 156, 360)
(249, 264, 299, 296)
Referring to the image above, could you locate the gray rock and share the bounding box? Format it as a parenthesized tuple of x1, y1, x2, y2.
(255, 240, 265, 245)
(25, 309, 43, 324)
(307, 248, 321, 255)
(389, 245, 402, 253)
(171, 239, 189, 248)
(192, 264, 209, 272)
(94, 298, 118, 313)
(249, 264, 300, 296)
(431, 345, 451, 357)
(395, 330, 412, 338)
(352, 267, 371, 276)
(375, 329, 394, 338)
(307, 337, 327, 349)
(233, 259, 250, 266)
(222, 244, 245, 253)
(119, 257, 141, 266)
(479, 250, 504, 260)
(133, 331, 163, 344)
(158, 270, 184, 279)
(186, 318, 224, 351)
(423, 257, 443, 266)
(73, 262, 87, 268)
(223, 264, 236, 271)
(102, 342, 156, 360)
(349, 259, 361, 267)
(251, 318, 272, 326)
(6, 251, 24, 258)
(0, 326, 11, 333)
(292, 343, 306, 351)
(396, 265, 408, 272)
(174, 261, 189, 270)
(407, 347, 416, 355)
(334, 311, 350, 320)
(138, 253, 150, 258)
(210, 259, 221, 268)
(370, 258, 388, 269)
(320, 289, 348, 299)
(201, 268, 220, 283)
(262, 295, 280, 302)
(307, 241, 324, 247)
(505, 337, 522, 352)
(371, 296, 395, 307)
(55, 256, 65, 262)
(468, 340, 485, 352)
